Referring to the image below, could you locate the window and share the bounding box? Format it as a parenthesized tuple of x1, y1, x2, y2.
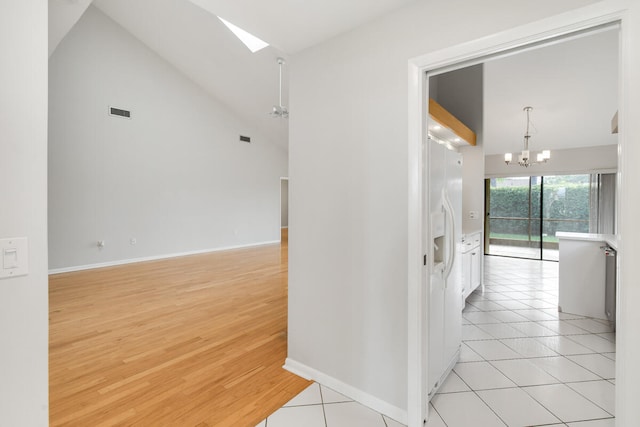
(485, 174, 609, 261)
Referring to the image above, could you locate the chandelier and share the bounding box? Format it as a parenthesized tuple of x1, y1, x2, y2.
(270, 57, 288, 119)
(504, 106, 550, 167)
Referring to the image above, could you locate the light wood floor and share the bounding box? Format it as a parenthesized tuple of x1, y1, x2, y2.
(49, 240, 309, 426)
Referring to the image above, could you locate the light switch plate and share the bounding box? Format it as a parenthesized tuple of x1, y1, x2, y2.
(0, 237, 28, 279)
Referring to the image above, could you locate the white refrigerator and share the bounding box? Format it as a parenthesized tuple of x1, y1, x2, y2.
(427, 139, 463, 397)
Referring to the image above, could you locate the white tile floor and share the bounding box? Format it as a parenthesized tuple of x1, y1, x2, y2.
(254, 383, 405, 427)
(489, 245, 560, 261)
(257, 256, 615, 426)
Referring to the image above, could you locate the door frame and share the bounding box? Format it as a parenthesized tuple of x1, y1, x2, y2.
(407, 3, 631, 426)
(280, 176, 289, 242)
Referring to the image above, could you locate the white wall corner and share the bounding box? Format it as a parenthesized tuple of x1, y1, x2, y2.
(283, 358, 408, 425)
(48, 240, 280, 275)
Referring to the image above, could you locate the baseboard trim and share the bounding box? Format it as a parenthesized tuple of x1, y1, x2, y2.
(283, 358, 407, 425)
(48, 240, 280, 275)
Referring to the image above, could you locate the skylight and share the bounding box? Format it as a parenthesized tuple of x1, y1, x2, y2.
(217, 16, 269, 53)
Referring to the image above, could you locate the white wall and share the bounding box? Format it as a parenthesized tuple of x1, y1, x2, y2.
(485, 144, 617, 177)
(0, 1, 49, 425)
(48, 6, 287, 271)
(460, 147, 486, 234)
(287, 0, 603, 421)
(616, 2, 640, 425)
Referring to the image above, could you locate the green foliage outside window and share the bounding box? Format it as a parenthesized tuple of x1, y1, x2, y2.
(489, 179, 590, 238)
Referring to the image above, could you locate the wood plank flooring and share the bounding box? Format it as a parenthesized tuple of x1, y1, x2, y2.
(49, 241, 310, 426)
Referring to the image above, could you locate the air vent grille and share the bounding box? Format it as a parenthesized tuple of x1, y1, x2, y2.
(240, 135, 251, 143)
(109, 107, 131, 119)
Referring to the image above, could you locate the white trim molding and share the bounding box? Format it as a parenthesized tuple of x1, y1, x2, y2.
(48, 240, 280, 275)
(284, 358, 407, 425)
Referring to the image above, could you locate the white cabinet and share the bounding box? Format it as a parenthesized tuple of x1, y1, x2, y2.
(462, 251, 471, 297)
(462, 232, 483, 302)
(470, 246, 481, 292)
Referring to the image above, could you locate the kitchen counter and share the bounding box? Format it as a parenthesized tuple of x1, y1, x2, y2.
(556, 232, 617, 249)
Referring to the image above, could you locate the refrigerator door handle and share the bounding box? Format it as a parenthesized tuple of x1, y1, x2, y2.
(442, 189, 456, 282)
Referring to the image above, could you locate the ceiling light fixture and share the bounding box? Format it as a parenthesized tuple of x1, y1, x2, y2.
(270, 57, 288, 119)
(217, 16, 269, 53)
(504, 106, 550, 167)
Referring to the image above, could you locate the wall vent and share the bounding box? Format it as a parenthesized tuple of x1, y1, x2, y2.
(239, 135, 251, 143)
(109, 106, 131, 119)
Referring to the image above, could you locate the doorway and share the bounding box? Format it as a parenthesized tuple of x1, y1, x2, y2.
(280, 177, 289, 243)
(408, 14, 626, 427)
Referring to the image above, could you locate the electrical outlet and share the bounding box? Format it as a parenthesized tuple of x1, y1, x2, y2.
(469, 211, 479, 220)
(97, 240, 105, 249)
(130, 238, 137, 245)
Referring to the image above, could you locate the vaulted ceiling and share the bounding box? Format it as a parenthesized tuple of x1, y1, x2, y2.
(49, 0, 416, 150)
(49, 1, 618, 155)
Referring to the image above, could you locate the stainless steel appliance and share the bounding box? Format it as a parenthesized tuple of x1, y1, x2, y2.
(602, 245, 617, 330)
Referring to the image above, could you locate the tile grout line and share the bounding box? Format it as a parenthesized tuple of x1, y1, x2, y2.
(454, 257, 616, 426)
(447, 363, 510, 426)
(319, 384, 328, 427)
(429, 402, 450, 427)
(564, 382, 615, 417)
(468, 276, 565, 425)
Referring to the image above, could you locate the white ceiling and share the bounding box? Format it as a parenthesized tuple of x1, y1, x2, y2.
(187, 0, 417, 54)
(50, 0, 415, 150)
(49, 0, 93, 56)
(49, 1, 619, 155)
(93, 0, 292, 149)
(483, 27, 619, 156)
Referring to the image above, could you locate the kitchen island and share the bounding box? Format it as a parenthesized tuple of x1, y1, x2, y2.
(557, 232, 617, 323)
